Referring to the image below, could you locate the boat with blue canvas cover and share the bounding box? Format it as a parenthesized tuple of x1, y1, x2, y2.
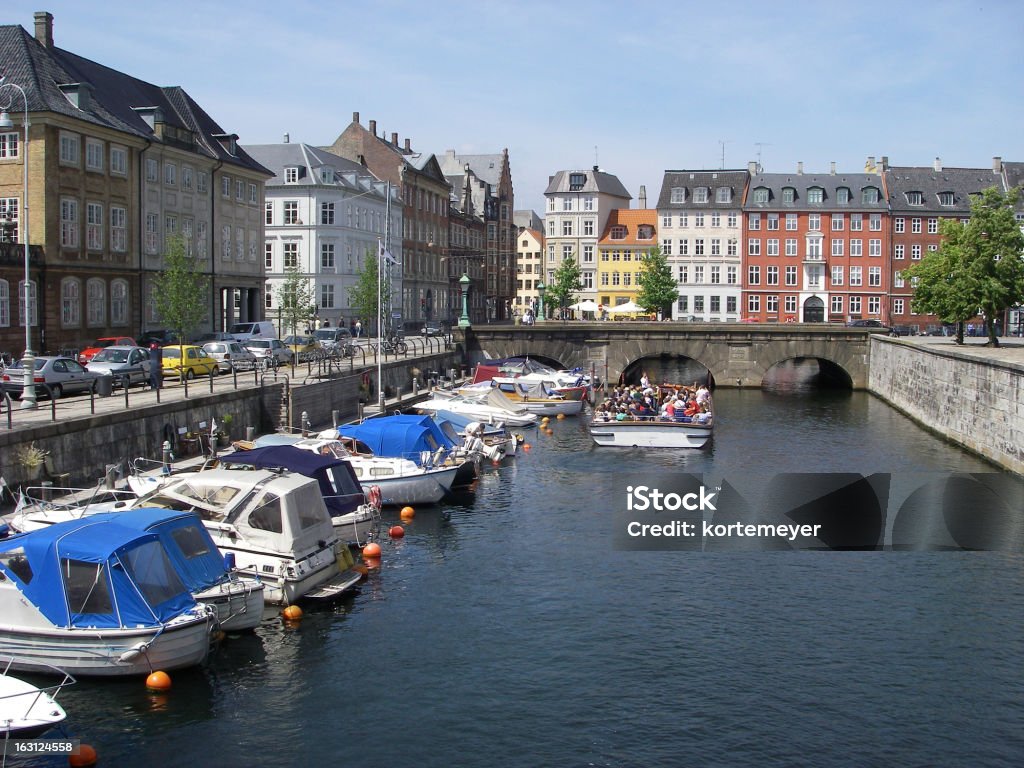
(336, 414, 478, 488)
(0, 517, 217, 677)
(85, 508, 265, 632)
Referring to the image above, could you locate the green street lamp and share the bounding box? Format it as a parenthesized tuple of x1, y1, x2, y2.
(537, 281, 546, 321)
(458, 273, 472, 329)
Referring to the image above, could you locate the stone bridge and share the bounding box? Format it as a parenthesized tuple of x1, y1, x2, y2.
(463, 323, 876, 388)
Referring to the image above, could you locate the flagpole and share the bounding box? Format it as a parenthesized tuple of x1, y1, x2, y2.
(377, 237, 384, 412)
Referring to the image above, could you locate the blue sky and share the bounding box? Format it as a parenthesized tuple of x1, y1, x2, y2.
(6, 1, 1024, 214)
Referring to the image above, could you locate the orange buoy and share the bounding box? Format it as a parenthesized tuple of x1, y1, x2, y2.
(146, 670, 172, 691)
(362, 541, 382, 558)
(556, 413, 566, 420)
(69, 743, 98, 768)
(389, 525, 405, 539)
(281, 604, 303, 621)
(364, 556, 381, 570)
(522, 444, 531, 451)
(546, 428, 554, 435)
(400, 506, 415, 521)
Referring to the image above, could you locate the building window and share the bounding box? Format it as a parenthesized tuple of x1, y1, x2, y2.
(710, 265, 721, 283)
(850, 239, 862, 257)
(661, 239, 673, 256)
(670, 187, 686, 204)
(679, 213, 688, 227)
(748, 265, 760, 285)
(767, 266, 779, 285)
(249, 183, 258, 204)
(678, 266, 688, 283)
(677, 296, 688, 312)
(164, 215, 177, 237)
(110, 206, 126, 252)
(747, 238, 760, 256)
(862, 187, 879, 204)
(906, 191, 923, 206)
(0, 198, 19, 242)
(807, 187, 824, 204)
(927, 218, 938, 234)
(752, 188, 769, 204)
(785, 238, 797, 257)
(728, 212, 737, 228)
(86, 202, 103, 251)
(849, 296, 862, 314)
(912, 244, 922, 260)
(911, 218, 922, 234)
(694, 295, 704, 313)
(60, 198, 79, 248)
(939, 191, 954, 206)
(694, 238, 705, 256)
(747, 295, 760, 313)
(869, 266, 881, 286)
(869, 214, 881, 231)
(693, 187, 708, 204)
(569, 173, 586, 191)
(893, 298, 905, 314)
(562, 197, 573, 212)
(85, 139, 104, 172)
(894, 244, 904, 260)
(61, 278, 81, 327)
(265, 202, 273, 226)
(144, 212, 158, 254)
(284, 201, 299, 225)
(831, 239, 844, 257)
(765, 295, 777, 313)
(869, 239, 881, 257)
(831, 214, 844, 231)
(694, 265, 704, 283)
(808, 214, 820, 231)
(584, 196, 595, 211)
(831, 265, 844, 285)
(679, 239, 688, 256)
(850, 214, 863, 231)
(695, 212, 705, 227)
(716, 187, 732, 203)
(111, 279, 128, 326)
(831, 295, 844, 315)
(0, 131, 19, 159)
(221, 176, 231, 197)
(611, 271, 620, 286)
(850, 266, 863, 286)
(784, 213, 796, 231)
(785, 266, 797, 286)
(285, 167, 299, 184)
(784, 296, 796, 314)
(562, 244, 574, 261)
(782, 187, 795, 204)
(59, 132, 80, 166)
(321, 242, 335, 270)
(727, 238, 737, 257)
(196, 221, 207, 258)
(236, 180, 245, 200)
(283, 242, 298, 269)
(182, 166, 193, 190)
(563, 220, 574, 236)
(86, 278, 105, 327)
(894, 217, 904, 234)
(583, 219, 594, 236)
(727, 265, 737, 284)
(767, 239, 779, 256)
(583, 245, 594, 263)
(767, 214, 779, 230)
(197, 172, 208, 193)
(749, 213, 761, 230)
(711, 239, 722, 256)
(164, 162, 177, 187)
(320, 284, 335, 309)
(321, 202, 335, 225)
(836, 187, 850, 205)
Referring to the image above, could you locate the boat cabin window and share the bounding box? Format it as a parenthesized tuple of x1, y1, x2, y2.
(170, 525, 212, 559)
(247, 494, 284, 533)
(370, 466, 395, 477)
(122, 540, 187, 607)
(61, 558, 113, 616)
(294, 485, 327, 530)
(0, 547, 34, 583)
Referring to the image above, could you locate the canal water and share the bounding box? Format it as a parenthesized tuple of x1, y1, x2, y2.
(20, 366, 1024, 768)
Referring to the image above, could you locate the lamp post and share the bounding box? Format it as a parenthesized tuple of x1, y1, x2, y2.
(458, 273, 471, 329)
(0, 78, 36, 409)
(536, 281, 546, 322)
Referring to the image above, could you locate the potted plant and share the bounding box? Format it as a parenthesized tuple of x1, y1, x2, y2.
(16, 442, 49, 481)
(218, 414, 234, 446)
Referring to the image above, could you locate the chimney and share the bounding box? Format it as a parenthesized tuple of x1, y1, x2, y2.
(933, 157, 942, 172)
(352, 111, 359, 125)
(993, 156, 1003, 173)
(283, 133, 290, 144)
(404, 138, 411, 152)
(34, 11, 53, 48)
(638, 185, 647, 209)
(830, 161, 836, 175)
(880, 156, 889, 171)
(593, 165, 599, 172)
(797, 161, 803, 175)
(748, 160, 758, 175)
(369, 119, 376, 136)
(391, 132, 398, 146)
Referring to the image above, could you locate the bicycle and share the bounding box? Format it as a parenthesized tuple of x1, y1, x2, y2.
(377, 335, 408, 355)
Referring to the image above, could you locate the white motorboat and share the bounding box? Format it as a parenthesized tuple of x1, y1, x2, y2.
(416, 388, 539, 427)
(0, 657, 73, 737)
(462, 378, 585, 416)
(0, 518, 218, 676)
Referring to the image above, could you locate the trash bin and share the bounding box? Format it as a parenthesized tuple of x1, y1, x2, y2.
(96, 374, 113, 397)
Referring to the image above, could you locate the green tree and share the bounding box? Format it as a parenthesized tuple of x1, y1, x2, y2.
(636, 246, 678, 317)
(904, 187, 1024, 346)
(348, 248, 392, 336)
(153, 233, 209, 344)
(275, 266, 316, 338)
(545, 256, 583, 320)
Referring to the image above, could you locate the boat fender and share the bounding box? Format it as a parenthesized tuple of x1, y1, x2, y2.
(337, 546, 356, 570)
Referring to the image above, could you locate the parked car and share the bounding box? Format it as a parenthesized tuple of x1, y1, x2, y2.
(202, 341, 257, 372)
(846, 319, 889, 332)
(244, 338, 292, 367)
(86, 345, 152, 387)
(421, 320, 446, 337)
(1, 356, 103, 398)
(890, 325, 916, 337)
(313, 327, 353, 355)
(192, 331, 237, 345)
(283, 335, 320, 362)
(78, 336, 136, 364)
(137, 329, 183, 347)
(228, 321, 277, 341)
(160, 345, 219, 380)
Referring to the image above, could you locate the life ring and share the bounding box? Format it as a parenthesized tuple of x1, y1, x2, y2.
(367, 485, 382, 509)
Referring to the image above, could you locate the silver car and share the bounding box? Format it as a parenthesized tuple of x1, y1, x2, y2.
(1, 356, 103, 398)
(203, 341, 257, 372)
(86, 345, 153, 387)
(244, 338, 292, 367)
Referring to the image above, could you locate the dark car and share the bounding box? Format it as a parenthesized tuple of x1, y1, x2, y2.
(421, 320, 446, 337)
(846, 319, 889, 333)
(137, 329, 182, 347)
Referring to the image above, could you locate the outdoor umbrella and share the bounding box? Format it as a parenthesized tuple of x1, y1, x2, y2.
(607, 300, 646, 314)
(569, 300, 601, 312)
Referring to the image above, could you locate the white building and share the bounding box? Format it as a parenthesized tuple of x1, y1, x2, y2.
(543, 167, 631, 301)
(244, 140, 402, 333)
(656, 169, 749, 321)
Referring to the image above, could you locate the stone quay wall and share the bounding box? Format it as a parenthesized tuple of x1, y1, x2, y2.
(868, 337, 1024, 475)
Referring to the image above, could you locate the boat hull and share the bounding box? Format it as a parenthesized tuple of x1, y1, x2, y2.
(589, 420, 713, 448)
(0, 672, 68, 737)
(195, 579, 266, 633)
(353, 468, 455, 506)
(0, 610, 215, 677)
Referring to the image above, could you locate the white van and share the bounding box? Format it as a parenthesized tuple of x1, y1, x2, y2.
(228, 320, 277, 341)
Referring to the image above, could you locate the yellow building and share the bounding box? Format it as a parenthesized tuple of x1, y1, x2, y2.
(595, 209, 658, 312)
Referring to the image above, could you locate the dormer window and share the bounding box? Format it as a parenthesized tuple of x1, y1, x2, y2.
(906, 191, 923, 206)
(637, 225, 654, 240)
(716, 187, 732, 203)
(670, 187, 686, 204)
(782, 187, 795, 204)
(836, 187, 850, 204)
(284, 167, 299, 184)
(611, 226, 627, 240)
(938, 191, 954, 206)
(319, 167, 334, 184)
(568, 173, 586, 191)
(693, 187, 709, 204)
(861, 187, 879, 204)
(752, 187, 770, 204)
(807, 187, 824, 204)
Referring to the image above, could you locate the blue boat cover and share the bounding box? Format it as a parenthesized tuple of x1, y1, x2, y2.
(219, 444, 365, 516)
(0, 516, 196, 629)
(336, 415, 456, 465)
(87, 508, 230, 595)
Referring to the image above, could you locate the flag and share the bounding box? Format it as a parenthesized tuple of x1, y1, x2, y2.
(378, 239, 396, 266)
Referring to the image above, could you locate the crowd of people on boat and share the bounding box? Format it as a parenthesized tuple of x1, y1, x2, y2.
(592, 374, 713, 425)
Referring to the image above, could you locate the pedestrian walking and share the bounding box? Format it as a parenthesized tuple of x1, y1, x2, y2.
(148, 343, 162, 390)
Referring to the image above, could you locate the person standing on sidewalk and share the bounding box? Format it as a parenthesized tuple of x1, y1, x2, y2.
(148, 343, 163, 389)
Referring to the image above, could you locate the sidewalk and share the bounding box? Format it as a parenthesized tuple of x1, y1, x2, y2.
(897, 334, 1024, 367)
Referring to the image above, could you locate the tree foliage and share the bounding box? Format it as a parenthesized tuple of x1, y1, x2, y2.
(545, 255, 583, 318)
(275, 266, 316, 337)
(153, 234, 209, 343)
(903, 186, 1024, 346)
(348, 248, 393, 336)
(636, 246, 678, 316)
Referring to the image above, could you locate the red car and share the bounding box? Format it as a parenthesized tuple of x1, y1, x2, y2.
(78, 336, 136, 364)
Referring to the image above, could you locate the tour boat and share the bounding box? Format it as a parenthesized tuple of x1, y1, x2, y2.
(589, 398, 715, 448)
(0, 657, 73, 737)
(0, 518, 218, 676)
